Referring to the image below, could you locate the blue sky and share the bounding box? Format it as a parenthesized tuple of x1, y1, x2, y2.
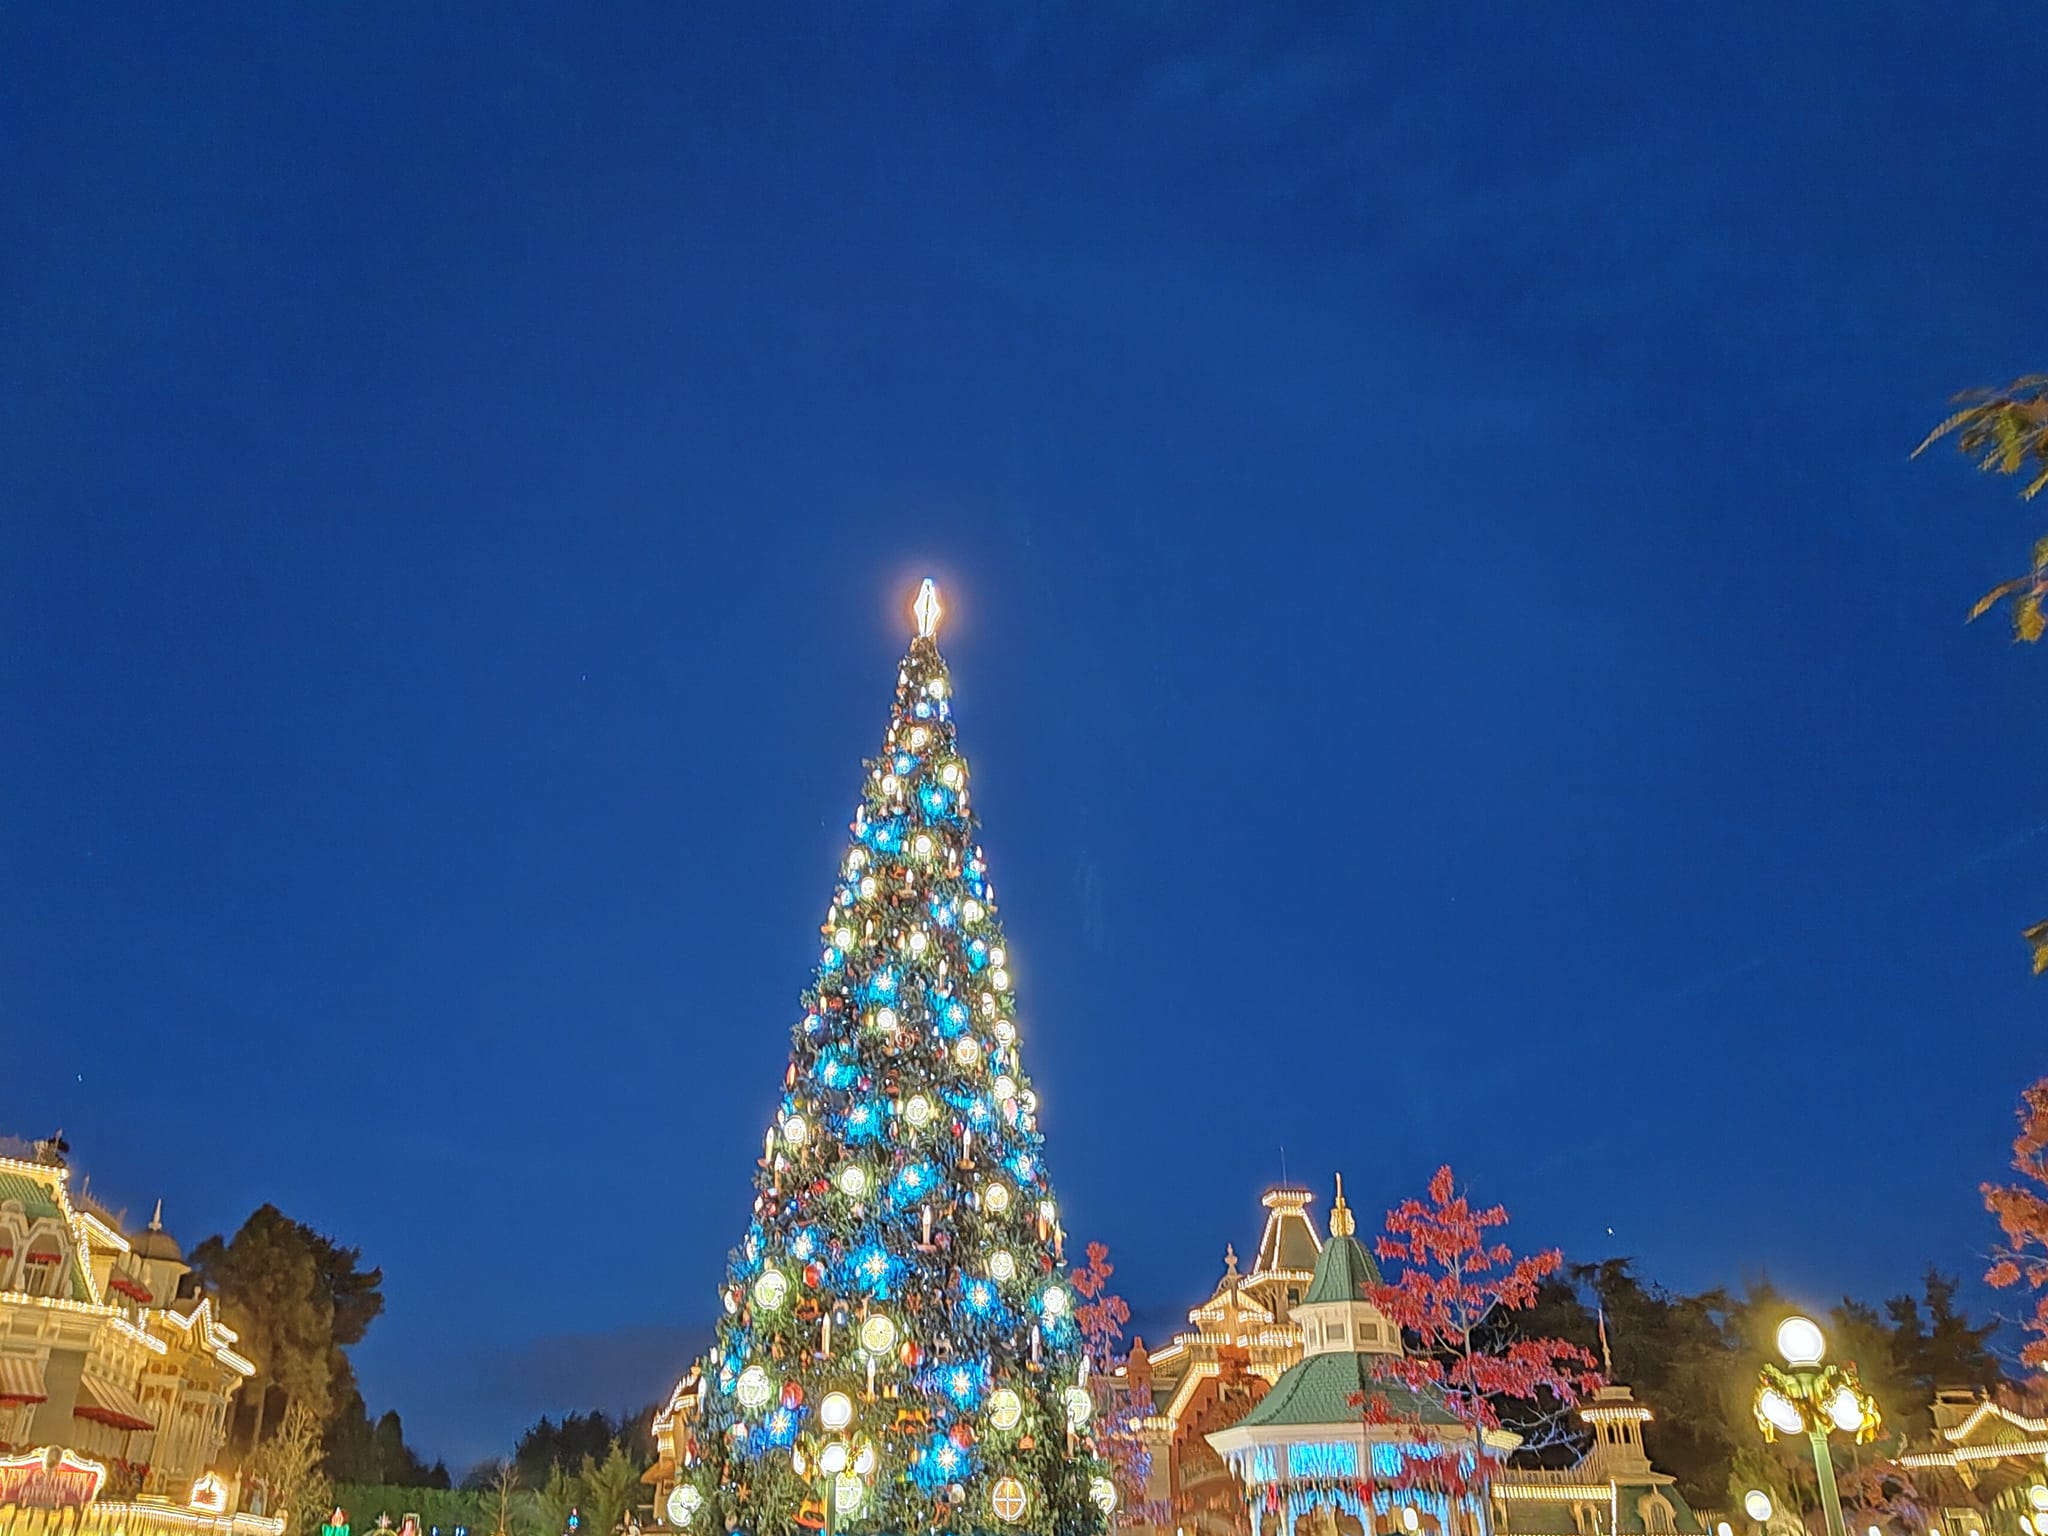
(5, 2, 2046, 1468)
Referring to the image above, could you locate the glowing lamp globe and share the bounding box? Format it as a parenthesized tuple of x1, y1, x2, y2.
(1776, 1315, 1826, 1366)
(1088, 1478, 1119, 1516)
(2029, 1487, 2048, 1514)
(1744, 1492, 1774, 1523)
(1717, 1524, 1733, 1536)
(1759, 1387, 1805, 1436)
(1403, 1509, 1420, 1534)
(818, 1443, 848, 1475)
(1827, 1386, 1867, 1434)
(854, 1445, 876, 1477)
(664, 1487, 702, 1528)
(820, 1391, 854, 1431)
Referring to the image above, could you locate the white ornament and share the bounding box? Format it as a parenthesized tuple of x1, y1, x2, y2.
(1063, 1386, 1093, 1427)
(736, 1366, 773, 1410)
(988, 1388, 1022, 1431)
(752, 1270, 789, 1312)
(838, 1164, 869, 1198)
(989, 1249, 1017, 1282)
(983, 1181, 1011, 1214)
(782, 1115, 809, 1147)
(859, 1314, 897, 1355)
(954, 1037, 981, 1067)
(905, 1094, 935, 1128)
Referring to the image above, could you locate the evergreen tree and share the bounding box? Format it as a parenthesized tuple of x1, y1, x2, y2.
(674, 582, 1112, 1536)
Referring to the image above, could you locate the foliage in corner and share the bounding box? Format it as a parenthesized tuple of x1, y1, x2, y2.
(1361, 1166, 1602, 1502)
(1985, 1080, 2048, 1367)
(1916, 376, 2048, 972)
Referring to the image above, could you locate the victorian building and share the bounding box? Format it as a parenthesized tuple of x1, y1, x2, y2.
(1125, 1179, 1705, 1536)
(1899, 1391, 2048, 1536)
(0, 1132, 272, 1536)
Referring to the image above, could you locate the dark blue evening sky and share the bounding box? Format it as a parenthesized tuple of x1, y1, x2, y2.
(5, 2, 2045, 1468)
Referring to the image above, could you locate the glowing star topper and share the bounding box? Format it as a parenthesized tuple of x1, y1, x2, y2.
(914, 578, 942, 638)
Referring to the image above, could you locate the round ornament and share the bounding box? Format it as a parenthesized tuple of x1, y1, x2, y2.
(987, 1389, 1022, 1431)
(954, 1037, 981, 1066)
(990, 1478, 1028, 1525)
(988, 1250, 1017, 1282)
(753, 1270, 789, 1312)
(950, 1422, 974, 1449)
(983, 1181, 1011, 1214)
(803, 1261, 825, 1289)
(781, 1380, 804, 1410)
(1063, 1386, 1092, 1427)
(1088, 1477, 1118, 1515)
(859, 1314, 897, 1354)
(736, 1366, 773, 1410)
(838, 1164, 869, 1198)
(905, 1094, 935, 1128)
(782, 1115, 809, 1147)
(1041, 1285, 1069, 1319)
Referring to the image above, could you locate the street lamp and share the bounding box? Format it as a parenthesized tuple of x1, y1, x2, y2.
(791, 1393, 875, 1536)
(1744, 1490, 1774, 1536)
(1752, 1318, 1880, 1536)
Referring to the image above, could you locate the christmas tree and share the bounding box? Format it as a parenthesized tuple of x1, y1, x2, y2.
(671, 581, 1114, 1536)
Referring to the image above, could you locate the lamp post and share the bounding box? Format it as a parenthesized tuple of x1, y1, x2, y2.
(1743, 1487, 1773, 1536)
(791, 1392, 874, 1536)
(1753, 1318, 1880, 1536)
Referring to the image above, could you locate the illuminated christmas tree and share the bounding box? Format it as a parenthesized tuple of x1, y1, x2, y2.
(671, 581, 1114, 1536)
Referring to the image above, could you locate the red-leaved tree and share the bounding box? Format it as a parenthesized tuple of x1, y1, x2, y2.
(1072, 1241, 1160, 1526)
(1985, 1080, 2048, 1365)
(1359, 1167, 1602, 1517)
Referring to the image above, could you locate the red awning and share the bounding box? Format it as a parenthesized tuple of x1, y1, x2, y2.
(0, 1355, 48, 1404)
(74, 1374, 152, 1433)
(108, 1277, 153, 1303)
(24, 1252, 60, 1265)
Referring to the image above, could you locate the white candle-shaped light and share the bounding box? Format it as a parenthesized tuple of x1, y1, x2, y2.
(764, 1127, 775, 1163)
(1054, 1223, 1064, 1261)
(922, 1204, 933, 1245)
(866, 1354, 877, 1397)
(821, 1313, 832, 1355)
(1032, 1325, 1043, 1365)
(963, 1126, 974, 1162)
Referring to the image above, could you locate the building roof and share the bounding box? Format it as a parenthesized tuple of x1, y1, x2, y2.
(1252, 1188, 1323, 1276)
(1301, 1229, 1381, 1306)
(0, 1169, 64, 1222)
(1231, 1350, 1459, 1431)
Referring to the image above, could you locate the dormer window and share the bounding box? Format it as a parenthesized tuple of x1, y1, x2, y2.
(21, 1250, 61, 1297)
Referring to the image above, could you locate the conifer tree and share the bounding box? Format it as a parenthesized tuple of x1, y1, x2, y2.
(672, 582, 1113, 1536)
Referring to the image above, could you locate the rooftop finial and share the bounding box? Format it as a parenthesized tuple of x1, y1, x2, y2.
(913, 578, 942, 639)
(1329, 1173, 1356, 1237)
(1223, 1242, 1239, 1276)
(1598, 1306, 1613, 1375)
(149, 1198, 163, 1233)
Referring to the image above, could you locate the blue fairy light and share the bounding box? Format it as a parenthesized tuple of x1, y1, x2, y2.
(936, 1357, 989, 1410)
(868, 967, 899, 1001)
(814, 1049, 854, 1089)
(894, 753, 917, 774)
(913, 700, 932, 719)
(909, 1433, 975, 1491)
(966, 938, 988, 971)
(847, 1241, 904, 1297)
(843, 1101, 886, 1145)
(788, 1229, 818, 1262)
(888, 1161, 937, 1208)
(962, 1278, 998, 1318)
(919, 784, 951, 818)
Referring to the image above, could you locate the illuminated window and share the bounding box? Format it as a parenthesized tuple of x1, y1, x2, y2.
(21, 1251, 60, 1297)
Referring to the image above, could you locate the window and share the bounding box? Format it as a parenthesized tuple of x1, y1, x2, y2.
(1326, 1323, 1347, 1342)
(21, 1251, 60, 1297)
(1360, 1323, 1378, 1342)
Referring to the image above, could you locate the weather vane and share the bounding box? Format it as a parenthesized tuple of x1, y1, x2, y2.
(913, 577, 942, 638)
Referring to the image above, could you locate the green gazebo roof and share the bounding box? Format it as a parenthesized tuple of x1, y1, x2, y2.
(1234, 1351, 1460, 1431)
(1301, 1229, 1381, 1306)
